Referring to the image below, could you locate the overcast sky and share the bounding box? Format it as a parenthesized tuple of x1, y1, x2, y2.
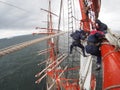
(99, 0, 120, 31)
(0, 0, 120, 38)
(0, 0, 49, 30)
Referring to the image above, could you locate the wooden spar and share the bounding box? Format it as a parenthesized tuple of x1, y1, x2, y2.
(37, 53, 64, 66)
(33, 32, 55, 35)
(37, 59, 48, 66)
(91, 0, 101, 19)
(35, 54, 67, 77)
(78, 0, 101, 31)
(47, 83, 55, 90)
(41, 8, 58, 17)
(78, 0, 90, 31)
(36, 54, 67, 78)
(47, 66, 68, 90)
(36, 27, 61, 31)
(52, 66, 80, 73)
(35, 55, 68, 84)
(0, 31, 67, 57)
(48, 54, 67, 72)
(37, 48, 50, 53)
(37, 49, 50, 55)
(35, 73, 47, 84)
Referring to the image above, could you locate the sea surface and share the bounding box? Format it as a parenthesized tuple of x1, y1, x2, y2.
(0, 34, 47, 90)
(0, 31, 119, 90)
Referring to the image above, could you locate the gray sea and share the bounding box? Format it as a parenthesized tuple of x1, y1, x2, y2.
(0, 31, 119, 90)
(0, 34, 47, 90)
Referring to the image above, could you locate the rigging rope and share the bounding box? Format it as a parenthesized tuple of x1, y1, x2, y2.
(72, 0, 77, 30)
(62, 3, 66, 53)
(0, 31, 66, 57)
(105, 85, 120, 90)
(0, 0, 29, 13)
(107, 29, 120, 48)
(55, 0, 63, 56)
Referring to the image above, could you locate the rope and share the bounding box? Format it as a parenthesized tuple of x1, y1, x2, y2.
(0, 31, 67, 57)
(72, 0, 77, 30)
(104, 85, 120, 90)
(107, 29, 120, 49)
(0, 1, 29, 13)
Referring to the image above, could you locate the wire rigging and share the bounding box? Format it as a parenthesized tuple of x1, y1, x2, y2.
(0, 0, 30, 13)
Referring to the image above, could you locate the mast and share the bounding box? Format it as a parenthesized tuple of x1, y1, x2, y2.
(79, 0, 120, 89)
(78, 0, 90, 31)
(78, 0, 101, 31)
(78, 0, 101, 89)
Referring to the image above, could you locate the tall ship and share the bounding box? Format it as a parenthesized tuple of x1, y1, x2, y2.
(0, 0, 120, 90)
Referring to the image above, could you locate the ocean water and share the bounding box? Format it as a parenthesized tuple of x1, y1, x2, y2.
(0, 31, 119, 90)
(0, 34, 47, 90)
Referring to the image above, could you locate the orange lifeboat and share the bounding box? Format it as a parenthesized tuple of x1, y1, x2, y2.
(101, 42, 120, 90)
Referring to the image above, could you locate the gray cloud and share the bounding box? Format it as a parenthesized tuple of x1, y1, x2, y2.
(99, 0, 120, 31)
(0, 0, 120, 31)
(0, 0, 48, 29)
